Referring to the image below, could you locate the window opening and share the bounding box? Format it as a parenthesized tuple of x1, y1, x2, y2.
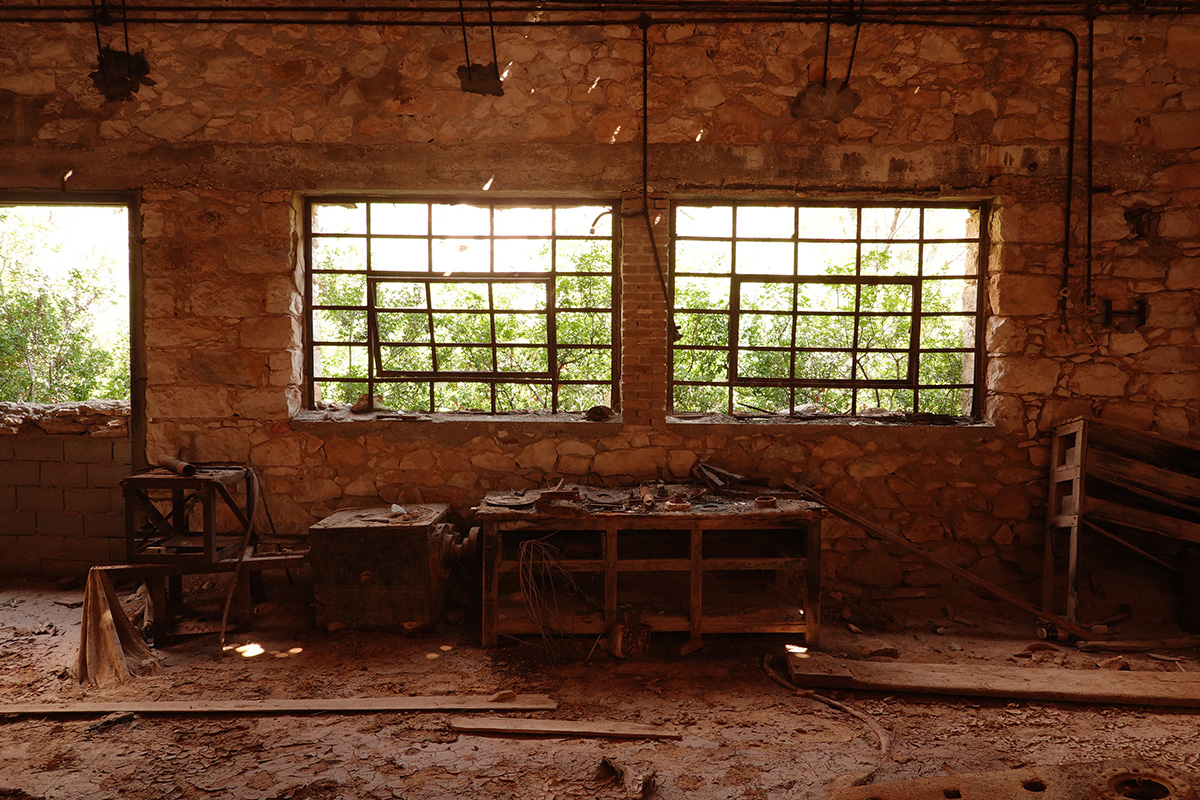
(306, 199, 617, 414)
(0, 203, 130, 403)
(670, 202, 986, 418)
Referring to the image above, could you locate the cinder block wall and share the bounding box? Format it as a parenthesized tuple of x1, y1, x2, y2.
(0, 403, 131, 578)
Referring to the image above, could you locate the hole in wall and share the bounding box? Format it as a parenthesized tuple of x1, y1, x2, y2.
(1113, 778, 1170, 800)
(1022, 779, 1047, 793)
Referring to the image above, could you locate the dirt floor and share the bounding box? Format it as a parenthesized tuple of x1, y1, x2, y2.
(2, 557, 1199, 800)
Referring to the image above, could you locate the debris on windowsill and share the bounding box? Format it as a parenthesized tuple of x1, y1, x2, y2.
(350, 394, 385, 413)
(583, 405, 614, 422)
(669, 410, 978, 426)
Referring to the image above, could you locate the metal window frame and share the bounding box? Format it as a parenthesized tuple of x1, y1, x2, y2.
(303, 196, 619, 414)
(669, 199, 989, 418)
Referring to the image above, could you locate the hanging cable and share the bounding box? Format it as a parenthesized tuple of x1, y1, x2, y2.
(843, 0, 866, 86)
(638, 15, 680, 343)
(822, 0, 832, 84)
(486, 0, 499, 70)
(457, 0, 473, 80)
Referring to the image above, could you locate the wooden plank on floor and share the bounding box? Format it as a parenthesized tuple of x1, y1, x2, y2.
(787, 652, 1200, 708)
(449, 716, 682, 739)
(0, 695, 558, 717)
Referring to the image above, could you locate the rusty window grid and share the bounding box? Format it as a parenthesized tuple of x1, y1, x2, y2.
(305, 198, 618, 414)
(366, 272, 555, 380)
(669, 201, 987, 418)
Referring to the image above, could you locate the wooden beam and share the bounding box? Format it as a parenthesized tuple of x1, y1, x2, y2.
(448, 716, 682, 739)
(787, 652, 1200, 708)
(0, 695, 558, 718)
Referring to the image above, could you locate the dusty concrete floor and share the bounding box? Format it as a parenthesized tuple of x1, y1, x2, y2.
(2, 562, 1199, 800)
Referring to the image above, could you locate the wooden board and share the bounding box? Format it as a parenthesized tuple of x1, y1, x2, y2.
(787, 653, 1200, 708)
(1087, 497, 1200, 545)
(448, 716, 682, 739)
(0, 695, 558, 717)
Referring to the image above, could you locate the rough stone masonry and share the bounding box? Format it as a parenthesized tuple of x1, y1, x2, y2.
(0, 15, 1196, 586)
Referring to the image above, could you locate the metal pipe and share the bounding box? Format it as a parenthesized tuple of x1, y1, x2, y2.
(155, 454, 197, 477)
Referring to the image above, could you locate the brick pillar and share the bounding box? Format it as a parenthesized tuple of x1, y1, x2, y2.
(619, 190, 670, 427)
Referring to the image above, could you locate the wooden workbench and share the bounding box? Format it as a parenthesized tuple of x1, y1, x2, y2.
(475, 486, 824, 647)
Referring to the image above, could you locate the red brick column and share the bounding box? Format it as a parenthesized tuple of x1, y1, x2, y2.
(618, 190, 671, 427)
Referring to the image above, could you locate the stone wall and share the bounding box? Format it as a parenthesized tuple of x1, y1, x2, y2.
(1, 15, 1197, 588)
(0, 403, 131, 577)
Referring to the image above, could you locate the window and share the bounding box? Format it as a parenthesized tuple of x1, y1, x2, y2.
(306, 199, 617, 413)
(671, 202, 986, 418)
(0, 202, 130, 403)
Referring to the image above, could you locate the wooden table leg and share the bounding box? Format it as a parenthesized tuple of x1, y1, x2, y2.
(149, 572, 168, 648)
(805, 517, 822, 648)
(604, 527, 618, 633)
(481, 525, 499, 646)
(689, 527, 703, 639)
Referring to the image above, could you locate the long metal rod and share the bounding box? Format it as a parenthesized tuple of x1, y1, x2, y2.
(6, 0, 1198, 13)
(789, 482, 1095, 639)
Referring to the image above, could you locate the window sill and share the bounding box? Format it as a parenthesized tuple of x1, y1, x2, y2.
(291, 408, 623, 435)
(667, 413, 992, 430)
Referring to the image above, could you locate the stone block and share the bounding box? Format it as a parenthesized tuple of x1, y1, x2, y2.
(0, 460, 40, 486)
(14, 436, 64, 462)
(592, 446, 667, 477)
(193, 349, 267, 387)
(17, 486, 63, 512)
(989, 274, 1060, 317)
(40, 462, 89, 488)
(988, 357, 1061, 396)
(1066, 363, 1129, 397)
(62, 437, 114, 463)
(146, 387, 232, 419)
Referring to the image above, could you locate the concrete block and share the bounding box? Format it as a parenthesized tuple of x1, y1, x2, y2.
(40, 462, 89, 489)
(0, 461, 40, 487)
(39, 560, 93, 578)
(87, 462, 132, 489)
(0, 534, 19, 559)
(113, 437, 133, 465)
(17, 534, 66, 560)
(17, 486, 63, 512)
(62, 537, 115, 564)
(84, 513, 125, 540)
(64, 488, 115, 513)
(14, 436, 65, 462)
(0, 559, 39, 578)
(63, 437, 114, 463)
(37, 511, 84, 538)
(0, 437, 14, 460)
(0, 486, 15, 512)
(6, 511, 37, 535)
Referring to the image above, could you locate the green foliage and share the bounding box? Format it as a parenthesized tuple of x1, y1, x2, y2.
(311, 236, 615, 412)
(0, 209, 129, 403)
(672, 247, 974, 416)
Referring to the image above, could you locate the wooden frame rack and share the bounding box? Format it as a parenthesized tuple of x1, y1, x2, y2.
(1043, 416, 1200, 623)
